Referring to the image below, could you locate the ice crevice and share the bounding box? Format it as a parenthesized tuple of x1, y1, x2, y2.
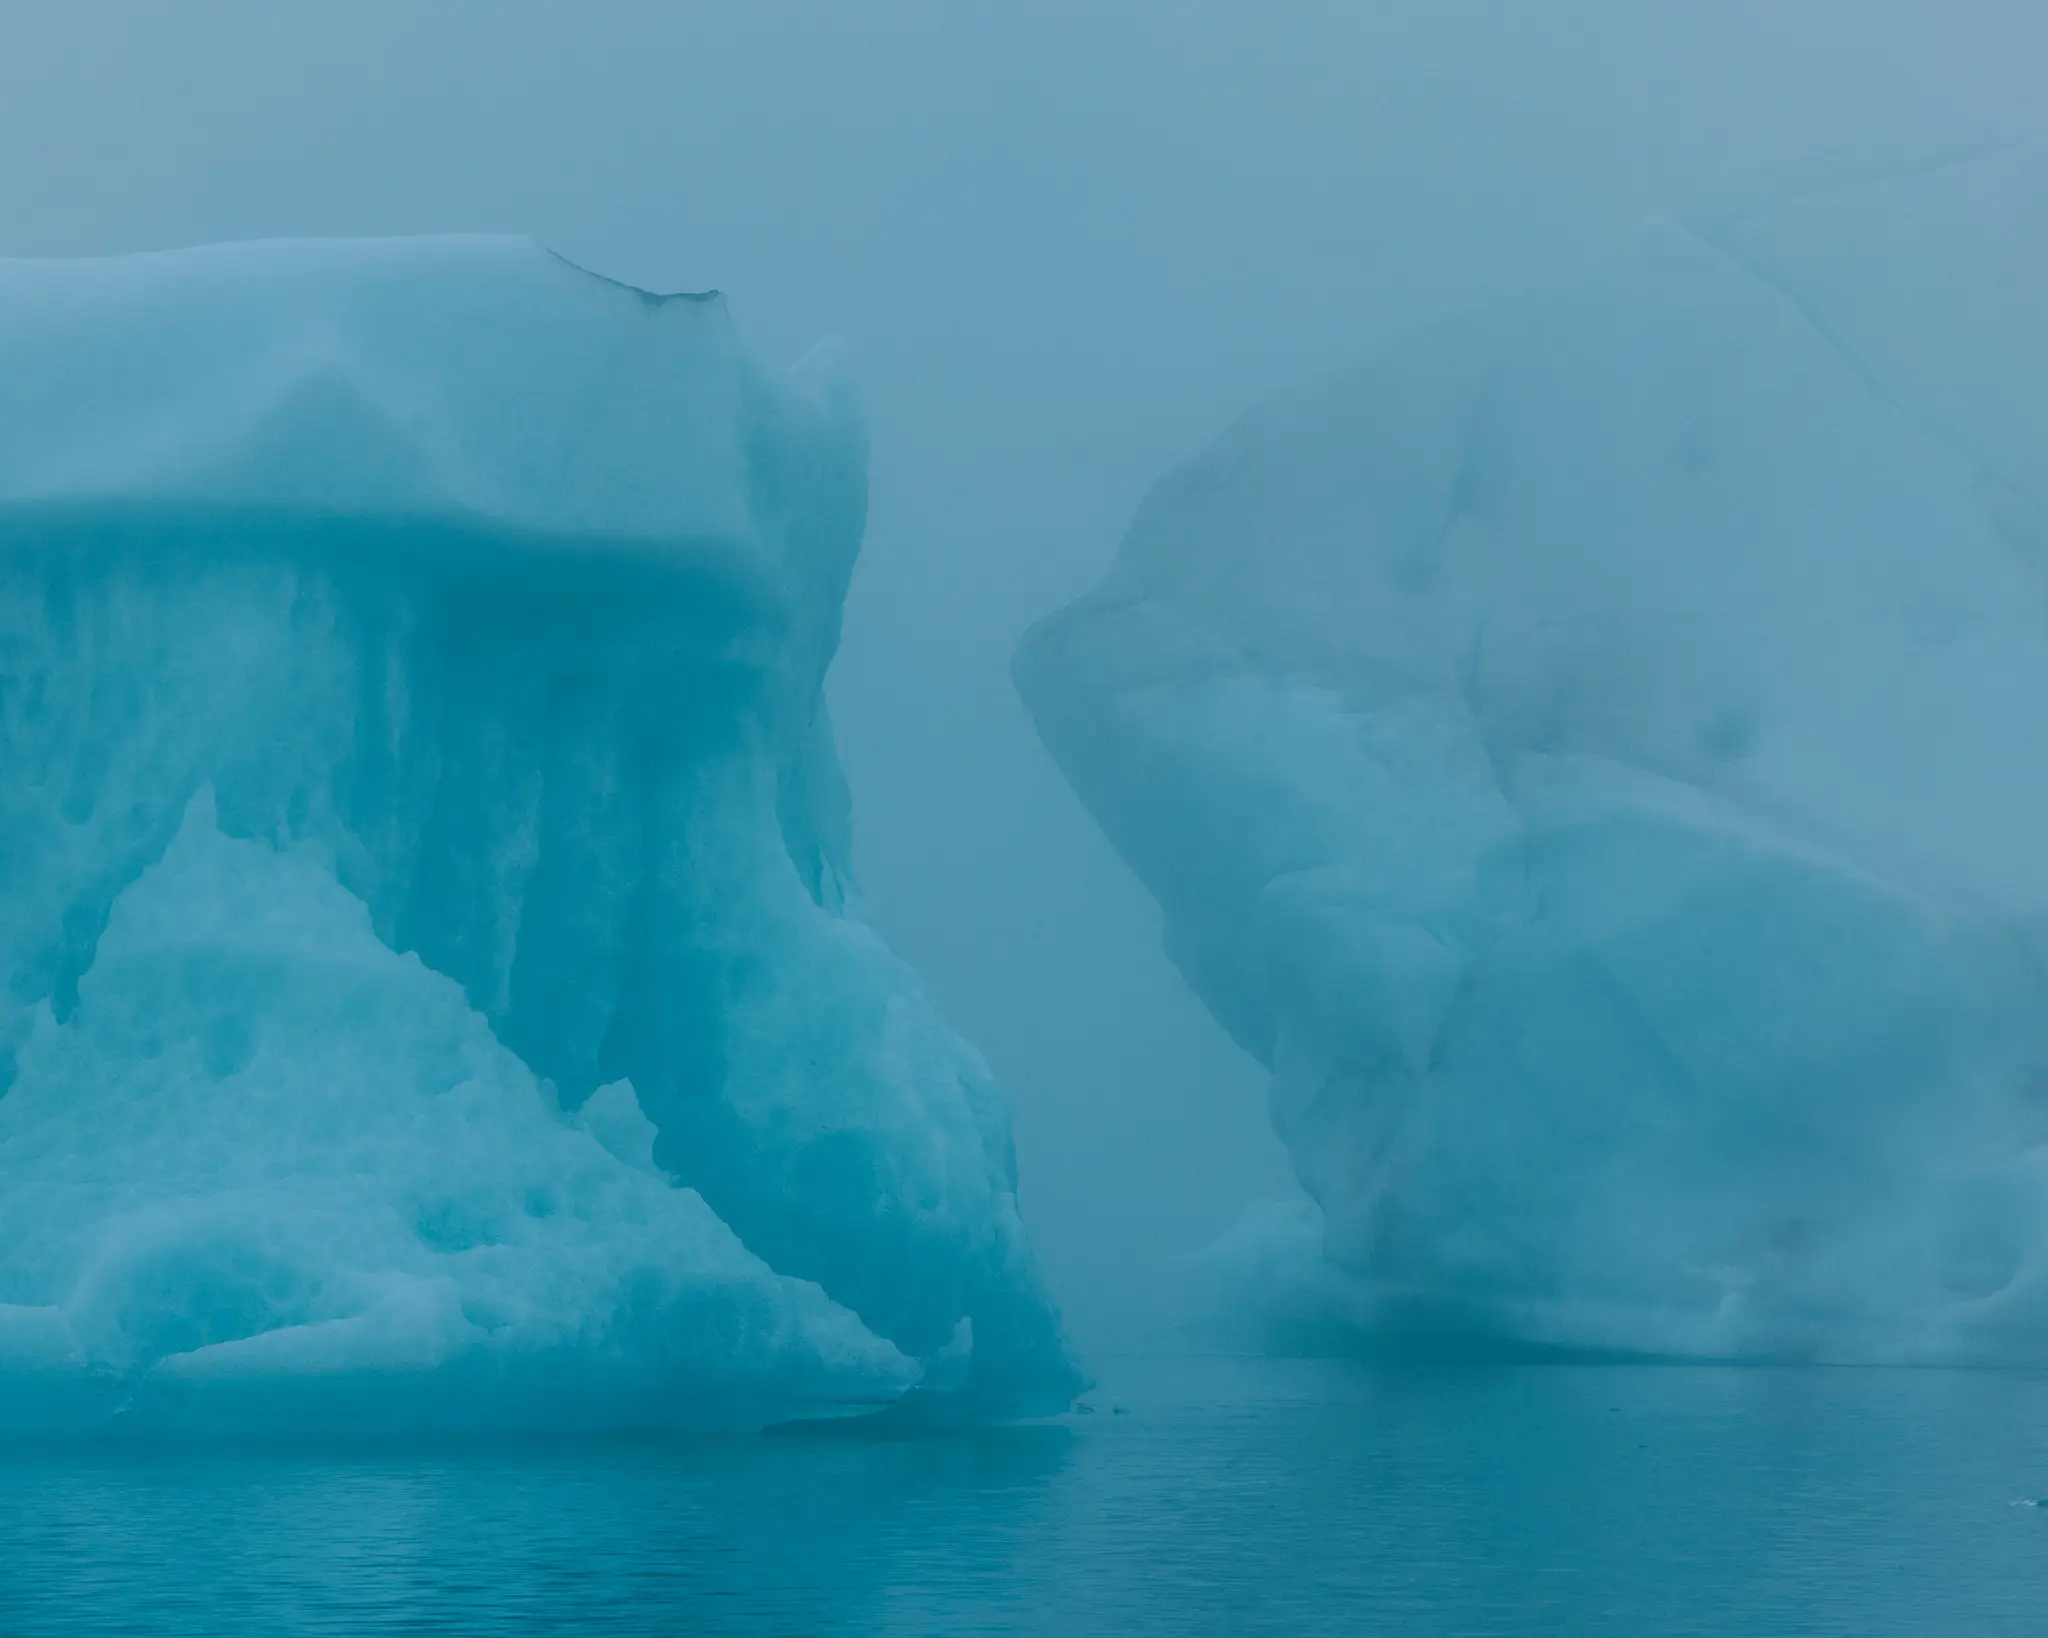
(1691, 221, 2048, 550)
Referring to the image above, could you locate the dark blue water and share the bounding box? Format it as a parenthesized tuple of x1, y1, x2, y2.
(5, 1356, 2048, 1635)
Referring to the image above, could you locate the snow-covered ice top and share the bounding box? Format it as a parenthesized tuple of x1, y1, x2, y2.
(0, 236, 828, 557)
(0, 235, 1077, 1434)
(1018, 144, 2048, 1363)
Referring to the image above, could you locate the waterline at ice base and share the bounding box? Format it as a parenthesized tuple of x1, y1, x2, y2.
(1018, 144, 2048, 1367)
(0, 236, 1079, 1437)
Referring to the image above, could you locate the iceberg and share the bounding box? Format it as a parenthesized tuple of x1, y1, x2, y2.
(0, 235, 1076, 1433)
(1017, 146, 2048, 1363)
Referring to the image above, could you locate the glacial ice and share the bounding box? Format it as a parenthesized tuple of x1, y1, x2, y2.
(0, 235, 1075, 1433)
(1017, 146, 2048, 1363)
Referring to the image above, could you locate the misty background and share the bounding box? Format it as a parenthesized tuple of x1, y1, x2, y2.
(1, 0, 2038, 1346)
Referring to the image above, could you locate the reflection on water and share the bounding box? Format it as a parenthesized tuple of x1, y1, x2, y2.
(6, 1356, 2048, 1635)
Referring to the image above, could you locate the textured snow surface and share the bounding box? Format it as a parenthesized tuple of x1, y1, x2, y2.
(0, 235, 1074, 1433)
(1018, 146, 2048, 1363)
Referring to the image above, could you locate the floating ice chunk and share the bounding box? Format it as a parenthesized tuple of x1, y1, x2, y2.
(1018, 147, 2048, 1363)
(0, 235, 1077, 1431)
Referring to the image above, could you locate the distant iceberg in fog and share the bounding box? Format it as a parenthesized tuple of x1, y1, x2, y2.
(0, 236, 1076, 1434)
(1018, 145, 2048, 1362)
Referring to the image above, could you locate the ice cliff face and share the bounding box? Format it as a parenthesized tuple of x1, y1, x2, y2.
(1018, 147, 2048, 1363)
(0, 235, 1075, 1433)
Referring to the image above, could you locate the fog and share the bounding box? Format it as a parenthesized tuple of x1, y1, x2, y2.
(3, 0, 2039, 1345)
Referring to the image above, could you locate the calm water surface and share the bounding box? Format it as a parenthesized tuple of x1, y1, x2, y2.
(4, 1356, 2047, 1635)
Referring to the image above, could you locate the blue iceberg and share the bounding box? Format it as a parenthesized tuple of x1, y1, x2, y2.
(1018, 147, 2048, 1364)
(0, 235, 1076, 1434)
